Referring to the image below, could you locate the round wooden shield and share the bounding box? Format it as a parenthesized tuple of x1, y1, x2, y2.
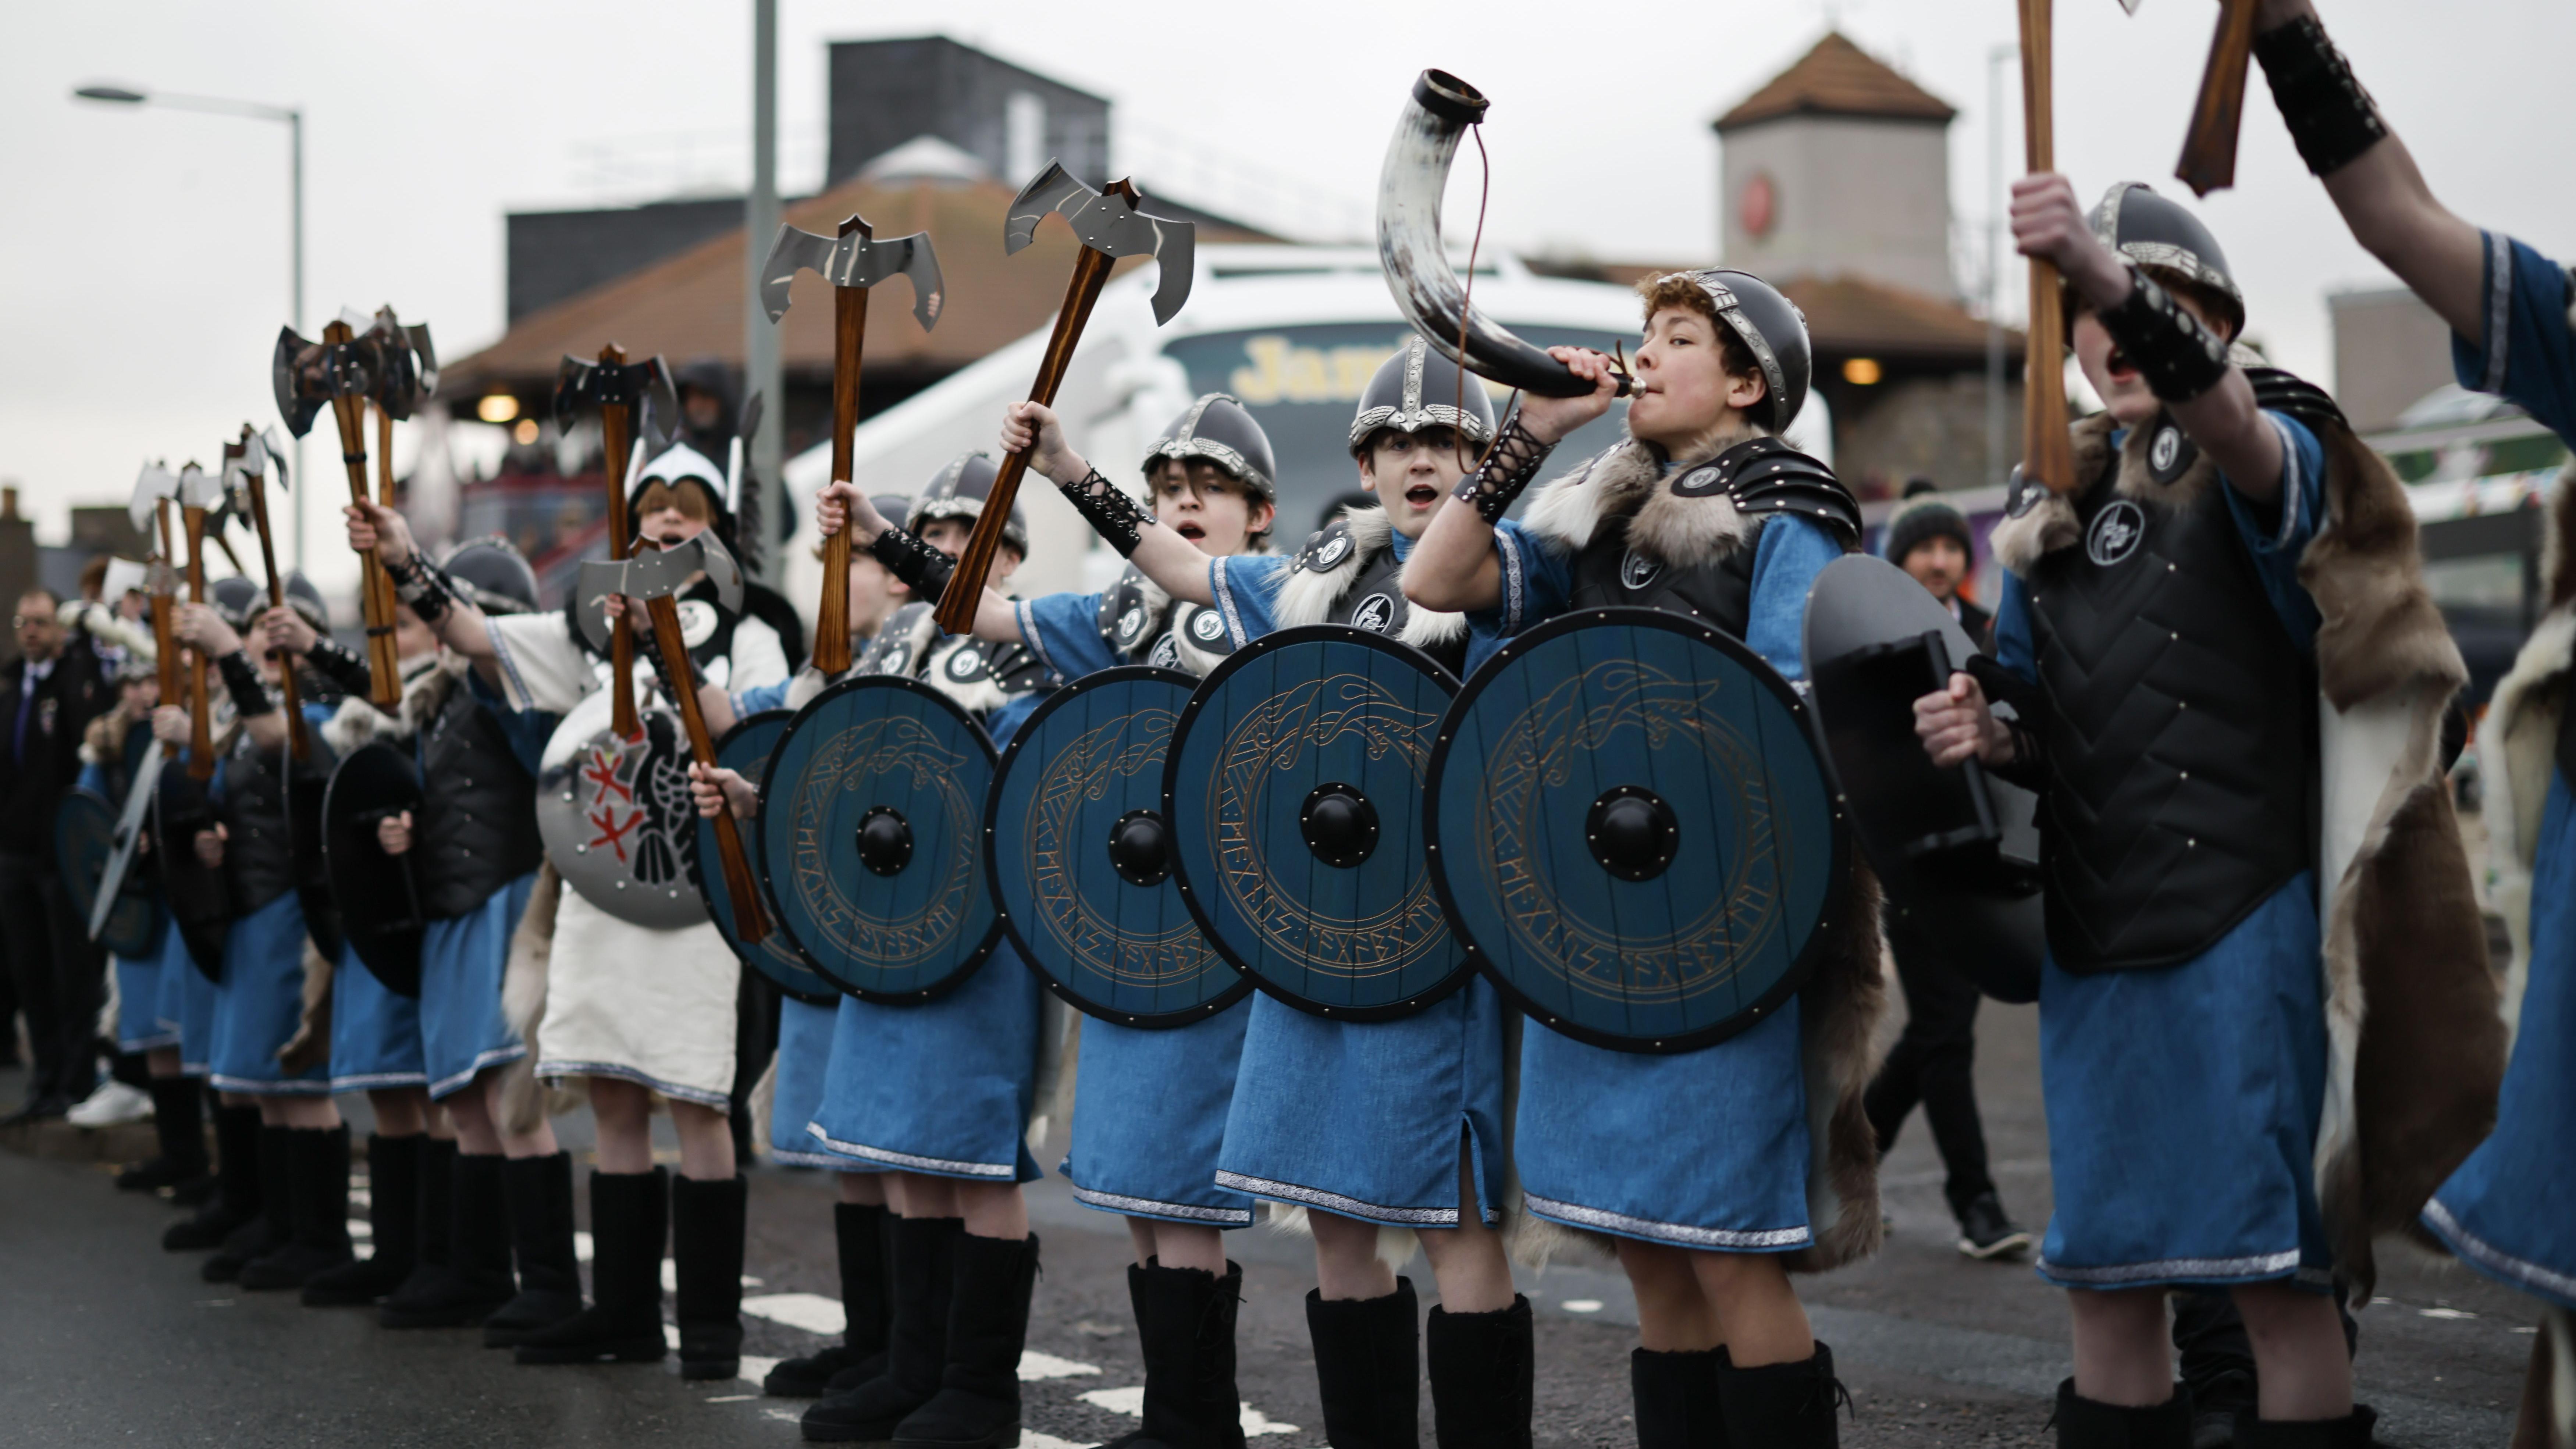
(1163, 626, 1472, 1020)
(55, 788, 162, 960)
(323, 743, 426, 998)
(534, 690, 708, 929)
(1426, 608, 1847, 1053)
(761, 675, 1001, 1003)
(986, 667, 1245, 1027)
(702, 711, 839, 1007)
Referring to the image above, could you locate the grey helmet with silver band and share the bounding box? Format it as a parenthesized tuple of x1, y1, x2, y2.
(1348, 333, 1497, 456)
(2083, 181, 2246, 341)
(908, 452, 1028, 557)
(631, 439, 736, 542)
(438, 536, 540, 616)
(1144, 394, 1278, 502)
(213, 571, 328, 633)
(1657, 269, 1812, 437)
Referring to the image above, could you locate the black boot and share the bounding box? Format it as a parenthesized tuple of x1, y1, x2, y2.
(1632, 1346, 1729, 1448)
(117, 1078, 210, 1193)
(2053, 1380, 2194, 1448)
(241, 1124, 356, 1290)
(803, 1215, 961, 1443)
(892, 1232, 1041, 1449)
(383, 1147, 520, 1328)
(1717, 1341, 1846, 1448)
(164, 1105, 262, 1250)
(302, 1133, 421, 1305)
(514, 1168, 668, 1365)
(767, 1201, 893, 1396)
(674, 1173, 748, 1380)
(1428, 1296, 1530, 1449)
(1128, 1258, 1248, 1449)
(2230, 1407, 2378, 1448)
(202, 1125, 295, 1282)
(1305, 1278, 1420, 1449)
(483, 1151, 585, 1346)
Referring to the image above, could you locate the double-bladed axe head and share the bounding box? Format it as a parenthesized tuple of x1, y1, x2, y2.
(273, 320, 380, 439)
(572, 529, 744, 655)
(175, 462, 224, 512)
(363, 305, 439, 420)
(1006, 160, 1196, 325)
(759, 215, 944, 329)
(128, 463, 179, 535)
(552, 352, 678, 445)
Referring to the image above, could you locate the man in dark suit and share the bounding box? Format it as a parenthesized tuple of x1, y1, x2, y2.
(0, 587, 113, 1119)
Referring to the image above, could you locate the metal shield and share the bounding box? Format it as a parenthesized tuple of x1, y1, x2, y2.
(323, 743, 426, 998)
(56, 789, 163, 960)
(535, 689, 708, 929)
(761, 676, 1000, 1003)
(1163, 627, 1471, 1019)
(987, 668, 1244, 1027)
(702, 711, 839, 1006)
(1800, 555, 2041, 1004)
(153, 769, 232, 980)
(1426, 608, 1847, 1053)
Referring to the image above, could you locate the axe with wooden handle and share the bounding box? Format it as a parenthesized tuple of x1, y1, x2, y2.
(274, 309, 402, 709)
(176, 462, 225, 781)
(2114, 0, 2264, 197)
(760, 213, 943, 675)
(2018, 0, 2079, 496)
(224, 426, 313, 763)
(554, 347, 676, 740)
(933, 162, 1196, 635)
(127, 463, 184, 707)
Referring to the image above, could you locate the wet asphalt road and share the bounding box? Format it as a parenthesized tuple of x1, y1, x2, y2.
(0, 1000, 2544, 1448)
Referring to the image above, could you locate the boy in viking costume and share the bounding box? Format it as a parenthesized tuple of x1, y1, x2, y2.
(1915, 175, 2498, 1448)
(346, 439, 787, 1379)
(1404, 268, 1877, 1448)
(2249, 7, 2576, 1439)
(700, 455, 1055, 1448)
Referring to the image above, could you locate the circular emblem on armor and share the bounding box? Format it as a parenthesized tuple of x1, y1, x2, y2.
(1676, 464, 1723, 496)
(1190, 608, 1228, 644)
(1115, 604, 1150, 647)
(2149, 424, 2182, 474)
(1314, 534, 1351, 569)
(1349, 593, 1396, 633)
(2086, 499, 2148, 567)
(675, 599, 719, 649)
(1619, 549, 1662, 592)
(1147, 635, 1181, 670)
(945, 645, 986, 683)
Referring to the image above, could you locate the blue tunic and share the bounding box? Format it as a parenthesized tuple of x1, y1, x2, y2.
(328, 946, 427, 1092)
(114, 919, 179, 1054)
(771, 994, 869, 1172)
(159, 919, 217, 1079)
(1463, 500, 1847, 1248)
(207, 891, 331, 1095)
(1997, 413, 2338, 1290)
(2421, 232, 2576, 1307)
(419, 870, 536, 1100)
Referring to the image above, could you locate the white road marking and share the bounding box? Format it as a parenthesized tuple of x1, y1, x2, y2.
(742, 1292, 846, 1336)
(703, 1394, 755, 1403)
(1074, 1386, 1295, 1436)
(2418, 1307, 2476, 1320)
(348, 1221, 371, 1239)
(1019, 1349, 1103, 1380)
(574, 1230, 594, 1262)
(1023, 1435, 1100, 1449)
(1561, 1299, 1604, 1313)
(738, 1354, 780, 1384)
(762, 1407, 801, 1423)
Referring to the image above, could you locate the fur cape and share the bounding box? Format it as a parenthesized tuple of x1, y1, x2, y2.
(1992, 412, 2507, 1297)
(1270, 506, 1469, 659)
(2477, 463, 2576, 1047)
(1502, 437, 1892, 1275)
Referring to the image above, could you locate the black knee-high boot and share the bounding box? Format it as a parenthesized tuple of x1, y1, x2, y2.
(241, 1124, 356, 1289)
(892, 1232, 1041, 1449)
(1306, 1278, 1421, 1448)
(1716, 1341, 1845, 1448)
(203, 1124, 295, 1282)
(483, 1151, 584, 1345)
(1632, 1345, 1729, 1448)
(803, 1215, 961, 1443)
(514, 1168, 668, 1365)
(382, 1147, 517, 1328)
(1428, 1296, 1531, 1449)
(118, 1078, 210, 1193)
(164, 1103, 262, 1250)
(767, 1201, 893, 1397)
(302, 1132, 421, 1304)
(1129, 1258, 1248, 1449)
(2231, 1407, 2378, 1448)
(674, 1173, 748, 1380)
(2052, 1379, 2193, 1448)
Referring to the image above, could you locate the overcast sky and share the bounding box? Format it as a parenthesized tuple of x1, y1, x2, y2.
(4, 0, 2570, 600)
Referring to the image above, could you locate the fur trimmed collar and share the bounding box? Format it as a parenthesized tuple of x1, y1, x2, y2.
(322, 653, 462, 755)
(1270, 506, 1469, 657)
(1522, 436, 1758, 568)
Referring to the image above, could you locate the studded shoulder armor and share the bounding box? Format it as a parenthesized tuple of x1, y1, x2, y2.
(1095, 564, 1177, 666)
(1290, 519, 1363, 577)
(1675, 438, 1862, 548)
(2244, 366, 2349, 439)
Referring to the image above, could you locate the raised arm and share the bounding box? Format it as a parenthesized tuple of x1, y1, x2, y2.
(2253, 0, 2486, 341)
(996, 402, 1214, 605)
(1405, 349, 1618, 612)
(812, 483, 1028, 644)
(349, 502, 496, 663)
(175, 604, 287, 753)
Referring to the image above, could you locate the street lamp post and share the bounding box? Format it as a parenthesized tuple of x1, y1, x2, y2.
(75, 83, 306, 567)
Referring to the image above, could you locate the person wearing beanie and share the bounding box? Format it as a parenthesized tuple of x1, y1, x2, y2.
(1882, 485, 1989, 641)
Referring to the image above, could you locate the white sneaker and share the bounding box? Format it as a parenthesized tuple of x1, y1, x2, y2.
(65, 1079, 154, 1128)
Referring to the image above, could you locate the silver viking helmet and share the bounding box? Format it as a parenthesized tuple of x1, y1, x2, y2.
(212, 572, 325, 633)
(440, 536, 541, 615)
(2085, 181, 2245, 340)
(1651, 268, 1812, 437)
(910, 452, 1028, 557)
(1144, 394, 1278, 502)
(1348, 332, 1498, 458)
(631, 439, 733, 528)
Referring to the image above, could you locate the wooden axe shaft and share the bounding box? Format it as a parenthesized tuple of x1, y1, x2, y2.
(2176, 0, 2262, 198)
(646, 595, 769, 944)
(811, 283, 870, 676)
(182, 505, 215, 782)
(321, 322, 403, 711)
(599, 385, 639, 740)
(153, 502, 182, 706)
(2018, 0, 2079, 496)
(245, 478, 311, 762)
(935, 244, 1118, 636)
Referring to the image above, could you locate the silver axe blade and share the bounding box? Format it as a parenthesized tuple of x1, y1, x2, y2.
(90, 741, 167, 943)
(552, 353, 679, 445)
(572, 530, 744, 654)
(101, 557, 151, 600)
(1006, 160, 1197, 325)
(273, 324, 378, 439)
(758, 220, 944, 329)
(365, 305, 439, 420)
(128, 463, 178, 534)
(177, 463, 225, 511)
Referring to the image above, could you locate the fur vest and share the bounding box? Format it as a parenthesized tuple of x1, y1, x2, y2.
(1270, 506, 1469, 665)
(1993, 406, 2506, 1297)
(2478, 462, 2576, 1046)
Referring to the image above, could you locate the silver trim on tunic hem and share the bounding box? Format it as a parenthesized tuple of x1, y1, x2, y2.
(536, 1059, 733, 1110)
(1522, 1190, 1811, 1250)
(1215, 1169, 1492, 1226)
(2036, 1248, 2311, 1286)
(2423, 1198, 2576, 1305)
(428, 1044, 527, 1100)
(1069, 1183, 1253, 1225)
(802, 1122, 1016, 1179)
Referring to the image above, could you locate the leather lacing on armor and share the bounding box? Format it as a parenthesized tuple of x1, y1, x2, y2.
(1055, 466, 1158, 558)
(1453, 402, 1556, 524)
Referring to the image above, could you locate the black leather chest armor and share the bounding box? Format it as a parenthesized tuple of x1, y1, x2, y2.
(1332, 540, 1466, 677)
(221, 735, 298, 915)
(414, 682, 543, 920)
(1569, 513, 1765, 637)
(2023, 462, 2316, 972)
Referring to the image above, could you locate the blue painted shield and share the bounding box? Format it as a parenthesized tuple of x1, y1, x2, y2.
(986, 667, 1245, 1027)
(1164, 626, 1471, 1019)
(1426, 608, 1847, 1053)
(761, 676, 1001, 1002)
(704, 711, 839, 1007)
(56, 788, 163, 960)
